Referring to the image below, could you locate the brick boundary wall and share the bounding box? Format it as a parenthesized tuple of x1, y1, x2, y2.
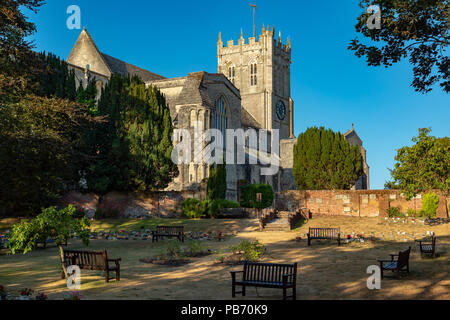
(275, 190, 449, 218)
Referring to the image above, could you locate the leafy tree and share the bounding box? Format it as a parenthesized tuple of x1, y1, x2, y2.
(386, 128, 449, 201)
(293, 127, 363, 190)
(0, 1, 105, 216)
(8, 205, 91, 278)
(349, 0, 449, 93)
(0, 1, 46, 103)
(207, 162, 227, 200)
(0, 0, 45, 77)
(0, 95, 101, 215)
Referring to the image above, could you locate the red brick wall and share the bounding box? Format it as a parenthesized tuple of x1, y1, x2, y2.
(275, 190, 449, 218)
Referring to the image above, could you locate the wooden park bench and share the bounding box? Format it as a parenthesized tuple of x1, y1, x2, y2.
(230, 261, 297, 300)
(378, 247, 411, 279)
(307, 227, 341, 246)
(61, 249, 121, 283)
(416, 236, 437, 258)
(152, 226, 184, 242)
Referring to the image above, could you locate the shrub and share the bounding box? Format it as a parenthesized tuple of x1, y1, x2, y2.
(386, 207, 403, 218)
(182, 198, 240, 219)
(218, 199, 240, 208)
(230, 240, 266, 262)
(421, 193, 439, 218)
(8, 205, 90, 254)
(181, 198, 206, 219)
(206, 199, 240, 218)
(240, 184, 274, 209)
(184, 240, 205, 257)
(407, 208, 418, 217)
(166, 240, 182, 258)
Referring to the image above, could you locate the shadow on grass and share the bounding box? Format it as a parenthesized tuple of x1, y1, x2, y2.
(0, 217, 449, 300)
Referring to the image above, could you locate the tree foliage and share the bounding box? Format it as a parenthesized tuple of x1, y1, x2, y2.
(386, 128, 450, 199)
(0, 95, 102, 215)
(0, 0, 45, 76)
(207, 162, 227, 200)
(37, 52, 77, 100)
(8, 205, 91, 255)
(349, 0, 449, 93)
(88, 74, 178, 194)
(293, 127, 363, 190)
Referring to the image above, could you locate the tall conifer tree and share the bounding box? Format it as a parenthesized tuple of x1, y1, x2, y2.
(293, 127, 363, 190)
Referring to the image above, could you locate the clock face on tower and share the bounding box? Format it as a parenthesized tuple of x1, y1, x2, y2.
(276, 100, 286, 121)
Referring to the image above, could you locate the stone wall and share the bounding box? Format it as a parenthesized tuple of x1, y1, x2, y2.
(60, 189, 207, 219)
(275, 190, 449, 218)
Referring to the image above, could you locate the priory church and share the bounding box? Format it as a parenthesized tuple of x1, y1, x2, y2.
(66, 26, 369, 200)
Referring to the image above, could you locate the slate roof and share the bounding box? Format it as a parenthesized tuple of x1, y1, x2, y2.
(101, 53, 165, 82)
(241, 108, 261, 129)
(175, 72, 213, 107)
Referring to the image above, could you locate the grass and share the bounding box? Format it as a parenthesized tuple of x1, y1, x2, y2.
(0, 216, 449, 300)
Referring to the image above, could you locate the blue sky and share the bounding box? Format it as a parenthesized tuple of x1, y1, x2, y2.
(24, 0, 449, 189)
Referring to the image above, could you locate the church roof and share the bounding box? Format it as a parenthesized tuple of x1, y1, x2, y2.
(68, 28, 165, 81)
(241, 108, 261, 129)
(176, 72, 213, 107)
(101, 53, 165, 82)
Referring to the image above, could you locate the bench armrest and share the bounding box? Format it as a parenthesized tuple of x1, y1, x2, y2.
(282, 273, 295, 282)
(282, 273, 295, 277)
(230, 270, 243, 275)
(377, 259, 393, 263)
(389, 254, 398, 260)
(230, 270, 243, 282)
(108, 258, 121, 263)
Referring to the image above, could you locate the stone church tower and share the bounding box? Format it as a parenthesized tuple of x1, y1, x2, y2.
(217, 25, 294, 140)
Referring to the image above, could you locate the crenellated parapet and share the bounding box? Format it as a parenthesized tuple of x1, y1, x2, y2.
(217, 24, 291, 59)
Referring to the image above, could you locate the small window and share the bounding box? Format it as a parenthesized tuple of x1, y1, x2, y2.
(228, 66, 235, 84)
(250, 63, 257, 86)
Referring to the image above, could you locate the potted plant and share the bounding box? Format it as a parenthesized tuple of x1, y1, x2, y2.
(35, 292, 48, 300)
(18, 288, 34, 300)
(63, 291, 83, 300)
